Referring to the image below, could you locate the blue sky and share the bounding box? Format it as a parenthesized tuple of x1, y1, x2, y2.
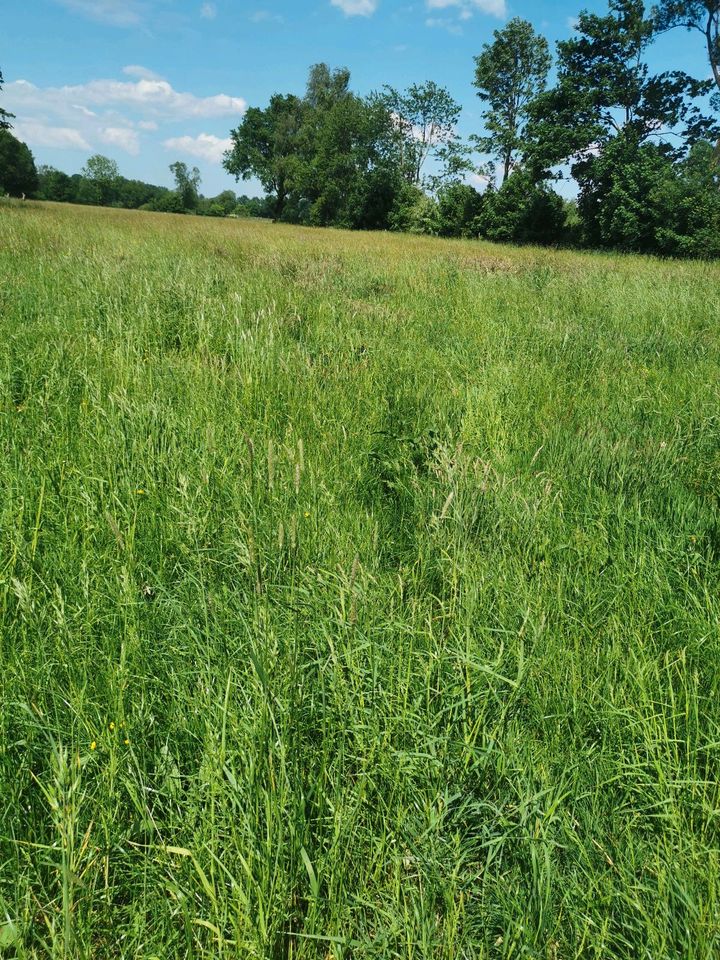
(1, 0, 706, 196)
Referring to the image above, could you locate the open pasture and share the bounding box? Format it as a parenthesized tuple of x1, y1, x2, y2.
(1, 201, 720, 958)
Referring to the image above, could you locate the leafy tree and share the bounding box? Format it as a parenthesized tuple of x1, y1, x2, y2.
(377, 81, 470, 190)
(473, 18, 552, 182)
(0, 130, 38, 196)
(652, 141, 720, 256)
(0, 67, 14, 131)
(653, 1, 720, 95)
(529, 0, 716, 173)
(81, 154, 120, 206)
(528, 0, 718, 249)
(37, 165, 76, 202)
(388, 183, 441, 234)
(298, 88, 401, 228)
(436, 182, 486, 237)
(476, 170, 568, 244)
(201, 189, 237, 217)
(169, 161, 201, 211)
(575, 134, 676, 249)
(304, 63, 352, 109)
(224, 94, 305, 219)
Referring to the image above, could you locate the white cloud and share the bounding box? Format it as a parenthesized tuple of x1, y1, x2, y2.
(6, 77, 246, 123)
(12, 120, 91, 151)
(54, 0, 145, 26)
(200, 2, 217, 18)
(163, 133, 232, 164)
(72, 78, 246, 119)
(425, 16, 463, 33)
(123, 65, 164, 81)
(426, 0, 506, 18)
(250, 9, 285, 22)
(330, 0, 378, 16)
(4, 74, 245, 166)
(468, 172, 491, 189)
(100, 126, 140, 154)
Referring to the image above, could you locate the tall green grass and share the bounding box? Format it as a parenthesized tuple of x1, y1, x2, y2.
(1, 200, 720, 958)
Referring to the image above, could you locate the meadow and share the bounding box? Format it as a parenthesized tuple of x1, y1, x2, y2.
(1, 200, 720, 959)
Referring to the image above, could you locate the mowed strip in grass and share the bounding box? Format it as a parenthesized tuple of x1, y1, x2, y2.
(1, 200, 720, 959)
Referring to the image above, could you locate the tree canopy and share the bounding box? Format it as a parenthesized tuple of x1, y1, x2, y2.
(473, 18, 551, 182)
(0, 67, 14, 131)
(0, 129, 38, 196)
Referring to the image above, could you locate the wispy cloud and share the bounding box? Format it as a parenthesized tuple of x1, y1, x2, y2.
(426, 0, 506, 19)
(54, 0, 145, 26)
(7, 77, 246, 122)
(330, 0, 378, 16)
(425, 16, 463, 33)
(4, 74, 246, 162)
(250, 9, 285, 23)
(12, 120, 92, 151)
(163, 133, 232, 164)
(100, 126, 140, 154)
(123, 64, 164, 81)
(200, 2, 217, 19)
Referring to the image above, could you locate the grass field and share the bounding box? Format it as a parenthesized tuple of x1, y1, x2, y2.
(2, 200, 720, 959)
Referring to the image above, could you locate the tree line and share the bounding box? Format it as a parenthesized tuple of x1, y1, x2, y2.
(2, 0, 719, 257)
(222, 0, 719, 256)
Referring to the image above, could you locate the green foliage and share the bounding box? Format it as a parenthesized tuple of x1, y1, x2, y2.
(81, 154, 120, 207)
(436, 181, 485, 237)
(576, 134, 673, 250)
(529, 0, 717, 175)
(652, 141, 720, 256)
(0, 129, 38, 196)
(473, 18, 552, 182)
(3, 202, 720, 956)
(377, 81, 471, 190)
(224, 93, 305, 219)
(169, 160, 201, 212)
(653, 1, 720, 94)
(0, 66, 14, 131)
(388, 182, 441, 234)
(476, 170, 568, 244)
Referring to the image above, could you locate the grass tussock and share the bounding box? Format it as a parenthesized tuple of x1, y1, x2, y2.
(1, 200, 720, 958)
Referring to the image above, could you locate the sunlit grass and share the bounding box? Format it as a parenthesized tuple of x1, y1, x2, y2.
(1, 199, 720, 958)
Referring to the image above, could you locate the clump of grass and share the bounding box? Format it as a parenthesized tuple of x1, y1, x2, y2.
(1, 201, 720, 957)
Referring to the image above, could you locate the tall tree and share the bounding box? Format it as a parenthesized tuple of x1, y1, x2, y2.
(377, 81, 470, 189)
(169, 161, 201, 211)
(0, 130, 38, 196)
(653, 1, 720, 95)
(0, 68, 15, 131)
(528, 0, 717, 250)
(304, 63, 351, 109)
(224, 94, 305, 219)
(473, 18, 552, 182)
(529, 0, 716, 172)
(81, 154, 120, 206)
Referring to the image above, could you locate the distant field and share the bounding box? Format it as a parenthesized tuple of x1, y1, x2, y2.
(2, 200, 720, 959)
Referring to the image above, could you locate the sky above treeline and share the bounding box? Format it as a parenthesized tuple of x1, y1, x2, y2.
(1, 0, 706, 197)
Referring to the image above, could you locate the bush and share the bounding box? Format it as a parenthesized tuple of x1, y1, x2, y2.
(476, 170, 567, 245)
(436, 182, 485, 238)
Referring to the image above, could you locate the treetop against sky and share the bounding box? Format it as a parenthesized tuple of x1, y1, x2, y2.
(1, 0, 707, 195)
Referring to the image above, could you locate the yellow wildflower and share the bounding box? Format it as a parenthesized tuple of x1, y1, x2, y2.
(90, 741, 97, 751)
